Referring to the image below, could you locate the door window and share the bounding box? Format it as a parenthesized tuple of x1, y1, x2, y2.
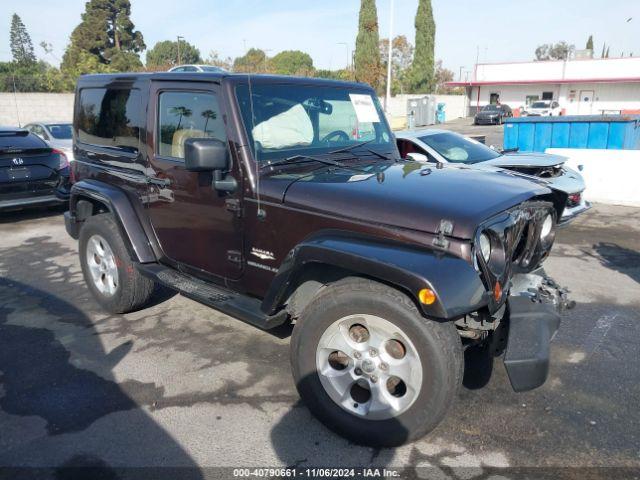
(542, 91, 554, 100)
(489, 93, 500, 105)
(157, 91, 225, 159)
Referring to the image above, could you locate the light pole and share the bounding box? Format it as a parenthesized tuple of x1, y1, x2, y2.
(384, 0, 394, 112)
(337, 42, 350, 71)
(177, 36, 184, 65)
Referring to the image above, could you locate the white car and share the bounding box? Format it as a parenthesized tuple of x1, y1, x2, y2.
(524, 100, 562, 116)
(168, 64, 227, 73)
(395, 129, 591, 224)
(24, 122, 74, 162)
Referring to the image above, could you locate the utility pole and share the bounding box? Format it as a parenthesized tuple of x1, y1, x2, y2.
(459, 66, 464, 81)
(384, 0, 394, 112)
(177, 36, 184, 65)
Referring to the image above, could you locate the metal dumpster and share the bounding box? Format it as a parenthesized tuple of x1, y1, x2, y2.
(407, 96, 436, 127)
(503, 115, 640, 152)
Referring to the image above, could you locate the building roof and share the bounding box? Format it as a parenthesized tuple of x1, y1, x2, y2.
(447, 57, 640, 87)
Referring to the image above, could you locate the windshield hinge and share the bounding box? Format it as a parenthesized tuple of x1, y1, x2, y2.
(225, 198, 242, 217)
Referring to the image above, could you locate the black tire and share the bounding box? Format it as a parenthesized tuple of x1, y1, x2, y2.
(290, 277, 463, 447)
(79, 213, 155, 314)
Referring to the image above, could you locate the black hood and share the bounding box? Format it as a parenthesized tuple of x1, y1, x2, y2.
(281, 162, 551, 240)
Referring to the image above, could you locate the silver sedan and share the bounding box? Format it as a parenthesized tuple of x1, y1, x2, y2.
(395, 129, 591, 224)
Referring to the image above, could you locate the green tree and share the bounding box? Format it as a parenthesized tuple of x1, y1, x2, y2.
(206, 51, 233, 71)
(354, 0, 382, 89)
(62, 0, 145, 73)
(270, 50, 314, 76)
(605, 46, 610, 58)
(9, 14, 36, 65)
(408, 0, 435, 93)
(379, 35, 414, 94)
(586, 35, 594, 51)
(535, 42, 574, 61)
(146, 40, 201, 69)
(233, 48, 269, 73)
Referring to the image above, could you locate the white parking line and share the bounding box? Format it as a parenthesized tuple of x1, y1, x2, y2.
(581, 312, 620, 355)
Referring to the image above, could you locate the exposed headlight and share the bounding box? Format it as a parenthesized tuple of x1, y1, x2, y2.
(479, 232, 492, 262)
(540, 214, 553, 241)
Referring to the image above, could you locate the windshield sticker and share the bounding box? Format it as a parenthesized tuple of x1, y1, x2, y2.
(349, 94, 380, 123)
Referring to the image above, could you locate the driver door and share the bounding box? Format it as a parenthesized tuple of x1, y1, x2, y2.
(146, 81, 243, 280)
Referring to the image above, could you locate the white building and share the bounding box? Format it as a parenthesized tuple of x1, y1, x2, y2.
(448, 57, 640, 116)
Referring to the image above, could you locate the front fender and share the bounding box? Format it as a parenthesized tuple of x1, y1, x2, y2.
(68, 180, 156, 263)
(262, 233, 488, 320)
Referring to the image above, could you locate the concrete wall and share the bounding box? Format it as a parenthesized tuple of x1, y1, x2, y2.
(0, 93, 74, 126)
(386, 94, 467, 120)
(546, 148, 640, 207)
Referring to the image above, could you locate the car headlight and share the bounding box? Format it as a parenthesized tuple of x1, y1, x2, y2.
(540, 214, 553, 241)
(479, 232, 492, 262)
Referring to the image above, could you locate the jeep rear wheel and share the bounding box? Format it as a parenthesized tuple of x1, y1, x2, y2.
(290, 277, 462, 447)
(79, 213, 155, 314)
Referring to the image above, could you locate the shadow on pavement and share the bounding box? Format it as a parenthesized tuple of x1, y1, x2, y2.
(593, 242, 640, 284)
(0, 278, 203, 479)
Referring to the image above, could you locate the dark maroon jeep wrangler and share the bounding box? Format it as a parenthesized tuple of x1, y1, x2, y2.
(65, 72, 571, 446)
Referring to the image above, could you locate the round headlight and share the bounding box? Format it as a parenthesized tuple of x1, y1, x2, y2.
(540, 214, 553, 240)
(479, 233, 491, 262)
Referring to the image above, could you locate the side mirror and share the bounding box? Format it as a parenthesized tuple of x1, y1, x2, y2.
(184, 138, 237, 192)
(406, 152, 429, 163)
(184, 138, 228, 172)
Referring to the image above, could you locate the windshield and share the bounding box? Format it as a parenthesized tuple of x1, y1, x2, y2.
(418, 132, 501, 164)
(46, 124, 73, 139)
(235, 83, 395, 163)
(200, 66, 225, 72)
(531, 101, 550, 108)
(481, 105, 499, 111)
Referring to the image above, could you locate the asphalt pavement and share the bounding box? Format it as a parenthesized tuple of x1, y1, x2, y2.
(0, 204, 639, 478)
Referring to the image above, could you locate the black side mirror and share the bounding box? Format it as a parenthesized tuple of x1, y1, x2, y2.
(184, 138, 228, 171)
(184, 138, 237, 192)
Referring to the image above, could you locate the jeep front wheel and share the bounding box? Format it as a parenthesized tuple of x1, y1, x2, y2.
(290, 277, 463, 447)
(79, 213, 155, 314)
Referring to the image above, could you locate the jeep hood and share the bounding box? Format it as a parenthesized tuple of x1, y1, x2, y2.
(482, 152, 567, 168)
(281, 162, 551, 240)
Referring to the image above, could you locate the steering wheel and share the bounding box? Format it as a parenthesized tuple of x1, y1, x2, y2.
(321, 130, 350, 144)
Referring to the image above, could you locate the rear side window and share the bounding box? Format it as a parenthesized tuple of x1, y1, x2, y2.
(157, 91, 225, 159)
(76, 88, 142, 154)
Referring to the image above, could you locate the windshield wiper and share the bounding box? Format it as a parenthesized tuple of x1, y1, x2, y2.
(328, 139, 396, 161)
(260, 154, 367, 172)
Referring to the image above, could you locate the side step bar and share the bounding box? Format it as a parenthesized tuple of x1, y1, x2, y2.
(136, 263, 288, 330)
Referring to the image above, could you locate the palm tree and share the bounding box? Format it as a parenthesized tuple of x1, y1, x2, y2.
(169, 106, 192, 130)
(201, 109, 217, 133)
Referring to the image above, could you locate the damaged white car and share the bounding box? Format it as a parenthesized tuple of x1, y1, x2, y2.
(395, 129, 591, 224)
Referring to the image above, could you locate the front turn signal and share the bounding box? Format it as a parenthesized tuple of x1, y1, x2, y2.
(418, 288, 437, 305)
(493, 281, 503, 302)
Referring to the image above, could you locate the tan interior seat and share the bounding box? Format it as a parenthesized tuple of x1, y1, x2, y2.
(171, 129, 211, 158)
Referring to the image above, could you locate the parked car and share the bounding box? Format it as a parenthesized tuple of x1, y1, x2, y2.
(65, 72, 573, 447)
(24, 122, 74, 161)
(524, 100, 562, 116)
(168, 64, 227, 73)
(396, 129, 590, 224)
(0, 126, 71, 211)
(473, 104, 512, 125)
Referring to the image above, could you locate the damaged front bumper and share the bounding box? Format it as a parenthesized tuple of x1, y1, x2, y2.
(502, 269, 574, 392)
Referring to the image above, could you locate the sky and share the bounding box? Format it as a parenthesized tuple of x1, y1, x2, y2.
(1, 0, 639, 76)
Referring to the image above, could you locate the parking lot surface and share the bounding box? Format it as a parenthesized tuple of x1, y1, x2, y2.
(424, 117, 506, 148)
(0, 204, 639, 476)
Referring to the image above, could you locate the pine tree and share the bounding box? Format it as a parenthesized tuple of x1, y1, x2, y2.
(354, 0, 382, 89)
(586, 35, 594, 51)
(9, 14, 36, 65)
(62, 0, 145, 73)
(601, 43, 606, 58)
(605, 46, 610, 58)
(408, 0, 435, 93)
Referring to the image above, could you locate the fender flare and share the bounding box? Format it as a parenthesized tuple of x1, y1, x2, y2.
(262, 232, 489, 320)
(68, 179, 156, 263)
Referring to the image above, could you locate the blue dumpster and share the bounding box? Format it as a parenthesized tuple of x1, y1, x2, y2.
(503, 115, 640, 152)
(436, 103, 446, 124)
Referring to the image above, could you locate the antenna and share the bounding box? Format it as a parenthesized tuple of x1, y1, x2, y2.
(247, 74, 264, 219)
